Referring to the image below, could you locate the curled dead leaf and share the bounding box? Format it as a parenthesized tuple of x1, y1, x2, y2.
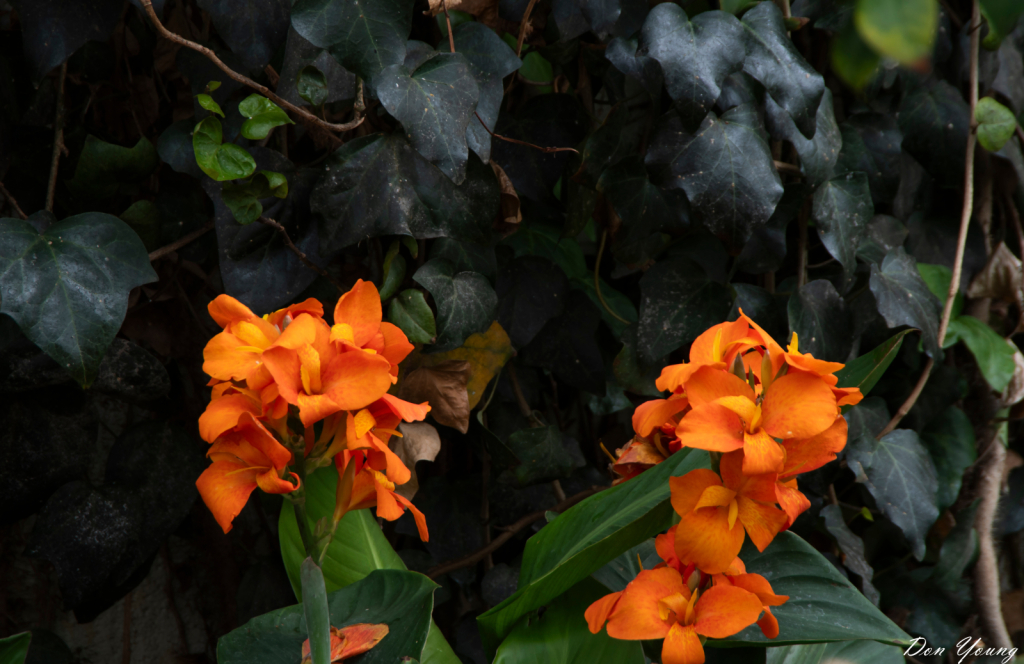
(391, 422, 442, 499)
(398, 360, 473, 433)
(490, 161, 522, 226)
(999, 343, 1024, 408)
(412, 321, 514, 409)
(967, 242, 1023, 304)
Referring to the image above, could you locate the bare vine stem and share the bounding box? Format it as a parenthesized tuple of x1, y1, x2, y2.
(0, 181, 27, 219)
(595, 229, 630, 324)
(259, 216, 345, 293)
(139, 0, 362, 134)
(45, 62, 68, 213)
(440, 0, 455, 53)
(515, 0, 540, 57)
(149, 221, 215, 261)
(877, 0, 981, 439)
(474, 112, 579, 155)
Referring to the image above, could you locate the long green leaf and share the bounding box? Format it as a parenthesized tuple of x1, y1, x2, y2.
(834, 330, 912, 396)
(477, 448, 710, 658)
(0, 632, 31, 664)
(279, 469, 459, 664)
(301, 558, 331, 664)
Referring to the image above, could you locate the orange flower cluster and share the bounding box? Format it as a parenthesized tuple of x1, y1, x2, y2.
(300, 623, 389, 663)
(195, 280, 431, 540)
(592, 313, 861, 664)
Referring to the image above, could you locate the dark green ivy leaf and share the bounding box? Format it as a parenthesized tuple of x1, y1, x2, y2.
(311, 133, 497, 254)
(157, 120, 204, 178)
(15, 0, 122, 81)
(522, 291, 606, 394)
(820, 504, 880, 606)
(506, 426, 584, 487)
(920, 407, 976, 513)
(388, 289, 437, 344)
(604, 36, 662, 99)
(413, 258, 497, 351)
(869, 247, 943, 361)
(640, 5, 745, 131)
(646, 103, 783, 249)
(980, 0, 1024, 48)
(811, 172, 873, 282)
(636, 258, 733, 364)
(376, 53, 480, 184)
(898, 78, 970, 188)
(290, 0, 413, 82)
(296, 65, 329, 107)
(66, 135, 159, 201)
(221, 170, 290, 225)
(847, 428, 939, 560)
(195, 0, 290, 70)
(834, 113, 903, 206)
(278, 27, 356, 107)
(740, 1, 825, 139)
(428, 237, 497, 282)
(787, 279, 853, 362)
(0, 213, 157, 387)
(765, 88, 842, 188)
(496, 256, 568, 349)
(454, 22, 522, 164)
(945, 315, 1017, 392)
(735, 183, 806, 275)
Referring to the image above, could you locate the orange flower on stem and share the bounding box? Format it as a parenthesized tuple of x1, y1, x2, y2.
(585, 567, 764, 664)
(655, 319, 763, 394)
(196, 412, 299, 533)
(669, 453, 788, 574)
(331, 280, 414, 377)
(334, 449, 429, 541)
(301, 623, 389, 663)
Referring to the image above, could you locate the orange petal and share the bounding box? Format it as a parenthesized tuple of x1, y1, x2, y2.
(656, 363, 703, 394)
(693, 585, 764, 638)
(775, 480, 811, 525)
(208, 294, 257, 328)
(674, 507, 745, 575)
(606, 568, 684, 641)
(266, 298, 324, 329)
(380, 393, 431, 422)
(760, 373, 837, 440)
(202, 332, 260, 382)
(780, 416, 848, 479)
(675, 403, 745, 453)
(719, 452, 777, 502)
(262, 346, 303, 404)
(236, 412, 293, 469)
(669, 469, 723, 515)
(737, 310, 786, 377)
(323, 352, 395, 411)
(365, 433, 412, 485)
(736, 496, 788, 551)
(332, 623, 389, 661)
(741, 429, 786, 475)
(656, 526, 682, 571)
(393, 492, 429, 541)
(196, 460, 259, 533)
(727, 573, 788, 607)
(633, 396, 690, 437)
(784, 351, 845, 378)
(199, 393, 261, 443)
(256, 469, 300, 495)
(690, 319, 751, 365)
(270, 313, 327, 351)
(296, 392, 342, 427)
(379, 322, 414, 371)
(684, 366, 755, 408)
(585, 591, 623, 633)
(694, 485, 737, 510)
(833, 386, 863, 407)
(662, 623, 705, 664)
(757, 608, 780, 639)
(334, 279, 383, 347)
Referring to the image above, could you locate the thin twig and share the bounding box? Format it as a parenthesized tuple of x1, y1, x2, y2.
(595, 230, 630, 324)
(440, 0, 455, 54)
(0, 181, 27, 219)
(149, 221, 215, 261)
(426, 485, 605, 578)
(139, 0, 362, 134)
(46, 62, 68, 213)
(259, 216, 345, 293)
(877, 2, 981, 439)
(506, 363, 537, 423)
(973, 431, 1013, 649)
(774, 160, 802, 176)
(474, 111, 578, 155)
(516, 0, 540, 57)
(939, 0, 965, 30)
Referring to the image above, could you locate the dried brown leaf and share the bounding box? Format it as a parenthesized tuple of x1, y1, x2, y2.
(490, 161, 522, 225)
(967, 242, 1023, 303)
(391, 422, 442, 499)
(398, 360, 473, 433)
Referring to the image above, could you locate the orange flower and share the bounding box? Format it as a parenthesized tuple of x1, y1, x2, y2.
(713, 568, 788, 639)
(203, 295, 324, 391)
(301, 623, 389, 663)
(773, 415, 849, 524)
(196, 412, 298, 533)
(676, 363, 838, 475)
(585, 567, 764, 664)
(655, 319, 763, 394)
(632, 395, 690, 438)
(262, 313, 394, 426)
(669, 454, 788, 574)
(334, 449, 429, 541)
(331, 279, 414, 377)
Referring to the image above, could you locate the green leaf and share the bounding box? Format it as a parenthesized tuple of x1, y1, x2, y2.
(454, 22, 521, 164)
(496, 255, 568, 349)
(413, 258, 497, 351)
(297, 65, 329, 107)
(196, 93, 224, 116)
(765, 89, 842, 188)
(831, 25, 881, 90)
(0, 632, 31, 664)
(389, 289, 437, 344)
(278, 470, 459, 664)
(834, 329, 913, 397)
(718, 532, 911, 646)
(66, 135, 159, 200)
(930, 502, 979, 592)
(477, 448, 711, 658)
(846, 428, 939, 560)
(301, 558, 331, 664)
(980, 0, 1024, 48)
(492, 578, 645, 664)
(591, 539, 660, 592)
(741, 1, 826, 138)
(787, 279, 852, 362)
(898, 79, 970, 188)
(820, 504, 880, 605)
(519, 51, 553, 93)
(238, 94, 295, 140)
(220, 171, 290, 225)
(920, 407, 976, 512)
(506, 426, 582, 486)
(119, 199, 162, 252)
(811, 172, 873, 280)
(834, 113, 902, 206)
(975, 96, 1018, 152)
(945, 315, 1017, 392)
(428, 237, 496, 281)
(869, 248, 943, 361)
(854, 0, 937, 63)
(192, 116, 257, 182)
(217, 569, 437, 664)
(311, 133, 497, 254)
(523, 292, 606, 394)
(636, 258, 734, 364)
(646, 104, 783, 249)
(291, 0, 413, 82)
(380, 254, 407, 301)
(767, 640, 906, 664)
(916, 263, 963, 318)
(640, 5, 744, 130)
(0, 213, 158, 386)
